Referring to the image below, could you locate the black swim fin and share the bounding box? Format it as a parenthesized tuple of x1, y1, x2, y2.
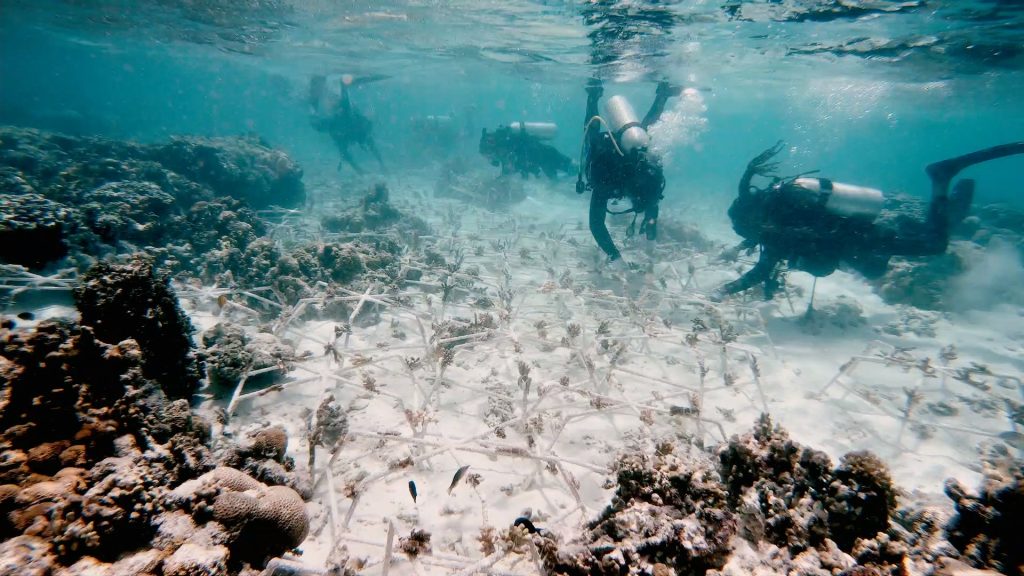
(925, 141, 1024, 198)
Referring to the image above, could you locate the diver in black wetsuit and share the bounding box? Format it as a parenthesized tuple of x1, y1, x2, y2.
(716, 140, 1024, 300)
(479, 124, 575, 180)
(577, 79, 681, 264)
(309, 74, 386, 174)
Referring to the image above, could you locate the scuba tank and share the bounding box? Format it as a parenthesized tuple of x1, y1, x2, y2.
(791, 177, 884, 220)
(603, 95, 649, 152)
(422, 115, 454, 129)
(509, 121, 558, 140)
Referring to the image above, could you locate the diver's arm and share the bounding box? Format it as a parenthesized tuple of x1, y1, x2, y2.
(720, 245, 781, 297)
(589, 189, 621, 260)
(641, 82, 676, 129)
(584, 79, 603, 149)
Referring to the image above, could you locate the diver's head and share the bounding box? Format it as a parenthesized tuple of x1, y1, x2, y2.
(728, 189, 766, 242)
(479, 128, 501, 163)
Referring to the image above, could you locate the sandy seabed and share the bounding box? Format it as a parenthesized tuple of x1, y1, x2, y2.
(169, 173, 1021, 575)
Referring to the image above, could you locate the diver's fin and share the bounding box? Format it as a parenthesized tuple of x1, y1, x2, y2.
(336, 73, 392, 87)
(947, 178, 974, 226)
(925, 141, 1024, 198)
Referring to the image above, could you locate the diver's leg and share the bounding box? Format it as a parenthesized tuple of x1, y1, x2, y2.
(947, 178, 974, 226)
(339, 147, 364, 174)
(339, 82, 353, 116)
(866, 217, 947, 258)
(641, 202, 659, 241)
(366, 138, 386, 173)
(584, 78, 603, 148)
(925, 141, 1024, 198)
(589, 189, 620, 260)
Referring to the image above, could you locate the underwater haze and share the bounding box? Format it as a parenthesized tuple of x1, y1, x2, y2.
(1, 1, 1024, 575)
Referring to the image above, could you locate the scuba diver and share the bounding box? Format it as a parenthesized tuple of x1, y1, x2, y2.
(715, 140, 1024, 300)
(308, 74, 386, 174)
(479, 122, 575, 180)
(577, 78, 682, 264)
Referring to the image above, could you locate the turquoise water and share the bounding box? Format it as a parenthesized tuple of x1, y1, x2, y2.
(3, 3, 1024, 574)
(3, 0, 1023, 205)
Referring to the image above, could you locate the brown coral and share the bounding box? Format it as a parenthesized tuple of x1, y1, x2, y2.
(247, 426, 288, 463)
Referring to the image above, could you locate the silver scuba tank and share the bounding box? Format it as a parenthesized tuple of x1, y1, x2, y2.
(509, 121, 558, 140)
(792, 177, 884, 220)
(604, 95, 649, 153)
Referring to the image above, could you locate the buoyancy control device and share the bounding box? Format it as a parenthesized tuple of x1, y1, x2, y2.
(791, 177, 884, 220)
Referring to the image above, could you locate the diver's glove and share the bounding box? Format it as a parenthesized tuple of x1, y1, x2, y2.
(746, 140, 785, 177)
(585, 78, 604, 99)
(656, 81, 684, 98)
(609, 257, 631, 275)
(576, 178, 588, 195)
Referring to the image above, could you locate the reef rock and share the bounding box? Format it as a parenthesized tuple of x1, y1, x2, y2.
(719, 415, 898, 555)
(0, 535, 57, 576)
(321, 182, 430, 238)
(201, 323, 292, 393)
(151, 135, 304, 210)
(543, 441, 736, 575)
(0, 126, 298, 277)
(943, 450, 1023, 574)
(0, 192, 71, 268)
(74, 257, 203, 400)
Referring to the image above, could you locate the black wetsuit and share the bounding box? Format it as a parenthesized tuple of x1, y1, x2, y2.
(581, 85, 672, 261)
(479, 126, 574, 180)
(723, 142, 1024, 298)
(310, 80, 385, 174)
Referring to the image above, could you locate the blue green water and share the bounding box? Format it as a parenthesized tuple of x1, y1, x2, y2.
(2, 0, 1023, 205)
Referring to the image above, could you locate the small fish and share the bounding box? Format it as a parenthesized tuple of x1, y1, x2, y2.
(217, 294, 228, 309)
(408, 480, 418, 503)
(16, 312, 34, 321)
(448, 465, 470, 495)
